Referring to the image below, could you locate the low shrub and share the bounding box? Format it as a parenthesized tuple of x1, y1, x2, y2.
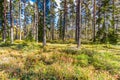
(62, 48, 96, 56)
(75, 54, 89, 67)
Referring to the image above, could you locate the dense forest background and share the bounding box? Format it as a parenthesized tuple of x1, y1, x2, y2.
(0, 0, 120, 47)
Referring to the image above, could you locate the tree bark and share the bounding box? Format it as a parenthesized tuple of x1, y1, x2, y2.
(43, 0, 46, 47)
(24, 0, 27, 39)
(59, 10, 63, 39)
(63, 0, 67, 41)
(33, 13, 36, 40)
(112, 0, 115, 32)
(19, 0, 22, 40)
(10, 0, 14, 44)
(76, 0, 81, 48)
(75, 3, 78, 42)
(93, 0, 96, 42)
(85, 16, 87, 40)
(16, 19, 19, 39)
(36, 0, 39, 43)
(3, 0, 7, 42)
(51, 20, 54, 40)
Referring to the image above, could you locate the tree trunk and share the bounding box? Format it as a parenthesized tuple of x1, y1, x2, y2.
(33, 13, 36, 40)
(43, 0, 46, 47)
(104, 10, 107, 43)
(75, 3, 78, 42)
(51, 20, 54, 40)
(116, 18, 119, 33)
(59, 10, 63, 39)
(16, 20, 18, 39)
(93, 0, 96, 42)
(63, 0, 67, 41)
(24, 0, 27, 39)
(10, 0, 14, 44)
(85, 17, 87, 40)
(19, 0, 22, 40)
(112, 0, 115, 32)
(76, 0, 81, 48)
(3, 0, 7, 42)
(36, 0, 39, 43)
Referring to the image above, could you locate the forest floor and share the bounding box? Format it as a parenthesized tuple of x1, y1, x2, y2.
(0, 40, 120, 80)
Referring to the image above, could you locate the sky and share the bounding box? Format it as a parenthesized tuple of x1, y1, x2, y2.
(54, 0, 61, 26)
(55, 0, 61, 8)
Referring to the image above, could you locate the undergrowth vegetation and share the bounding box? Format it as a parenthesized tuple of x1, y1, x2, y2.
(0, 40, 120, 80)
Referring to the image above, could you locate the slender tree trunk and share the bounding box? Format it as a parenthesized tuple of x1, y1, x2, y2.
(116, 18, 119, 33)
(98, 8, 100, 30)
(3, 0, 7, 42)
(93, 0, 96, 42)
(75, 3, 78, 42)
(19, 0, 22, 40)
(76, 0, 81, 48)
(85, 17, 87, 40)
(33, 13, 36, 40)
(104, 10, 107, 43)
(112, 0, 115, 32)
(59, 10, 63, 39)
(36, 0, 39, 43)
(51, 21, 54, 40)
(16, 19, 18, 39)
(88, 18, 90, 39)
(43, 0, 46, 47)
(10, 0, 14, 44)
(24, 0, 27, 39)
(98, 0, 101, 30)
(63, 0, 67, 41)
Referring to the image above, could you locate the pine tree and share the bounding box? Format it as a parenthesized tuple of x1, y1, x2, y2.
(43, 0, 46, 47)
(3, 0, 7, 42)
(10, 0, 14, 44)
(76, 0, 81, 48)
